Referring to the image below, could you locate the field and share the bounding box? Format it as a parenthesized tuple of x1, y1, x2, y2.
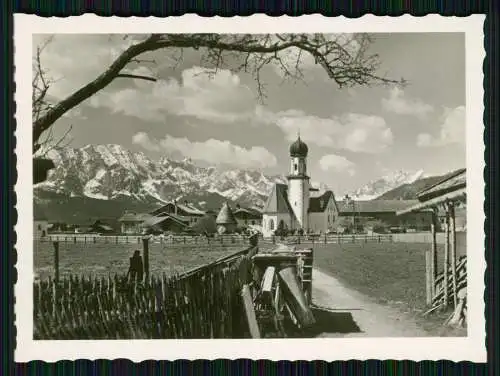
(34, 240, 244, 280)
(312, 242, 467, 336)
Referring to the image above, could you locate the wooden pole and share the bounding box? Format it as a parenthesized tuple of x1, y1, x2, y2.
(425, 245, 432, 306)
(53, 241, 60, 284)
(449, 203, 458, 308)
(443, 204, 450, 309)
(142, 237, 150, 283)
(431, 209, 438, 297)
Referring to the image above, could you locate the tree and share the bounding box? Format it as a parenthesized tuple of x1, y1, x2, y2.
(32, 33, 404, 154)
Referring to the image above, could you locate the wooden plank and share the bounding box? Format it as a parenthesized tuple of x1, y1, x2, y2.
(261, 267, 276, 294)
(449, 203, 458, 308)
(443, 205, 450, 309)
(53, 241, 60, 284)
(431, 209, 438, 297)
(425, 248, 432, 306)
(241, 284, 260, 338)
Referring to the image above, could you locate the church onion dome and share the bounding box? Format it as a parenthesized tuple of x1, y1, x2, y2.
(289, 136, 308, 157)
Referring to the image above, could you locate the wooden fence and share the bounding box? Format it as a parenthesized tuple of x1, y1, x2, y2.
(261, 234, 393, 245)
(34, 246, 258, 340)
(38, 233, 393, 246)
(38, 234, 251, 246)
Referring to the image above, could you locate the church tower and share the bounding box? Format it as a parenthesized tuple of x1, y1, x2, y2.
(287, 135, 310, 230)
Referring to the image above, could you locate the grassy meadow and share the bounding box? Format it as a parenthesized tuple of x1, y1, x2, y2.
(312, 242, 467, 336)
(34, 240, 245, 280)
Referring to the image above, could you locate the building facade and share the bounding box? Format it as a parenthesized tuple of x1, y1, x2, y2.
(261, 137, 339, 237)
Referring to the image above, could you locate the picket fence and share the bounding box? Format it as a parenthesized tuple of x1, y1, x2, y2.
(33, 246, 258, 340)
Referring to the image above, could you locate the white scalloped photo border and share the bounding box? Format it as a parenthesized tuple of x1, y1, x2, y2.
(14, 14, 486, 362)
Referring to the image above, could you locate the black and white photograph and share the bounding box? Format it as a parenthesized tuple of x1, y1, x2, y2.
(16, 15, 485, 362)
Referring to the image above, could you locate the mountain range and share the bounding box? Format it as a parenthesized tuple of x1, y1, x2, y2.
(34, 144, 451, 224)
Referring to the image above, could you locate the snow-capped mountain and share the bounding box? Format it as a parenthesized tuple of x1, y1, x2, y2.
(350, 169, 426, 201)
(34, 144, 287, 208)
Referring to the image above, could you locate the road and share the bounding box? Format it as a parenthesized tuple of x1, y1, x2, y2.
(310, 269, 430, 337)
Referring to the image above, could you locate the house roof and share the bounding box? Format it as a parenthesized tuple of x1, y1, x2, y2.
(397, 188, 466, 216)
(141, 214, 188, 228)
(216, 202, 237, 225)
(234, 207, 263, 219)
(118, 212, 152, 222)
(176, 202, 205, 216)
(151, 202, 205, 216)
(308, 191, 336, 213)
(337, 200, 420, 214)
(263, 183, 294, 215)
(417, 168, 466, 202)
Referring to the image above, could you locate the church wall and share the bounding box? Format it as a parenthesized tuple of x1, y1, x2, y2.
(262, 213, 295, 237)
(308, 196, 338, 233)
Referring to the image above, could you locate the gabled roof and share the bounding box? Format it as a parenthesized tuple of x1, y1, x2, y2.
(118, 212, 152, 222)
(263, 183, 294, 215)
(216, 202, 237, 225)
(308, 191, 337, 213)
(234, 207, 263, 219)
(141, 214, 188, 228)
(417, 168, 466, 202)
(337, 200, 420, 214)
(150, 202, 205, 216)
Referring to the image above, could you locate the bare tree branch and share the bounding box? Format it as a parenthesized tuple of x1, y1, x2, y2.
(33, 33, 404, 153)
(116, 73, 158, 82)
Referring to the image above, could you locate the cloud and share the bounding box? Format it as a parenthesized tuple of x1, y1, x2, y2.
(132, 132, 277, 169)
(319, 154, 356, 176)
(257, 107, 393, 154)
(417, 106, 465, 147)
(33, 34, 141, 101)
(91, 66, 256, 123)
(381, 87, 434, 118)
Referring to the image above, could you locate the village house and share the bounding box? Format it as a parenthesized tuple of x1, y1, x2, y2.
(337, 199, 434, 232)
(233, 204, 263, 227)
(150, 200, 205, 225)
(118, 211, 152, 234)
(261, 136, 339, 237)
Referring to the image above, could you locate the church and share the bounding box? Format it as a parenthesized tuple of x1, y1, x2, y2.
(261, 136, 339, 237)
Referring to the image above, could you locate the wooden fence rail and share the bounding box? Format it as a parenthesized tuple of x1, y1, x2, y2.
(34, 246, 258, 340)
(38, 233, 393, 245)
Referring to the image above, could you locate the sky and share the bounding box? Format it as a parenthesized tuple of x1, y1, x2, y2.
(33, 33, 466, 195)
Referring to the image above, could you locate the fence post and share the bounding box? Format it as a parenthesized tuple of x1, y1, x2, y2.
(378, 235, 381, 243)
(93, 237, 96, 243)
(53, 241, 60, 284)
(324, 234, 327, 244)
(365, 235, 367, 243)
(84, 236, 87, 244)
(352, 235, 355, 243)
(73, 236, 76, 244)
(272, 236, 275, 244)
(142, 237, 150, 283)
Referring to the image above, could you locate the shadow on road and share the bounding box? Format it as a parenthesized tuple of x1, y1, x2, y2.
(298, 307, 363, 337)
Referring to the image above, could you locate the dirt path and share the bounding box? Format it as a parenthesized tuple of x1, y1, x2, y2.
(311, 269, 430, 337)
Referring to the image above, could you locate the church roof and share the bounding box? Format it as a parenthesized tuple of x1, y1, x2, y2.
(263, 183, 294, 214)
(289, 136, 308, 157)
(216, 202, 237, 225)
(308, 191, 336, 213)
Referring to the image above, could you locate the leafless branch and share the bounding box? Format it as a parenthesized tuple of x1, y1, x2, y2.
(116, 73, 158, 82)
(33, 33, 404, 152)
